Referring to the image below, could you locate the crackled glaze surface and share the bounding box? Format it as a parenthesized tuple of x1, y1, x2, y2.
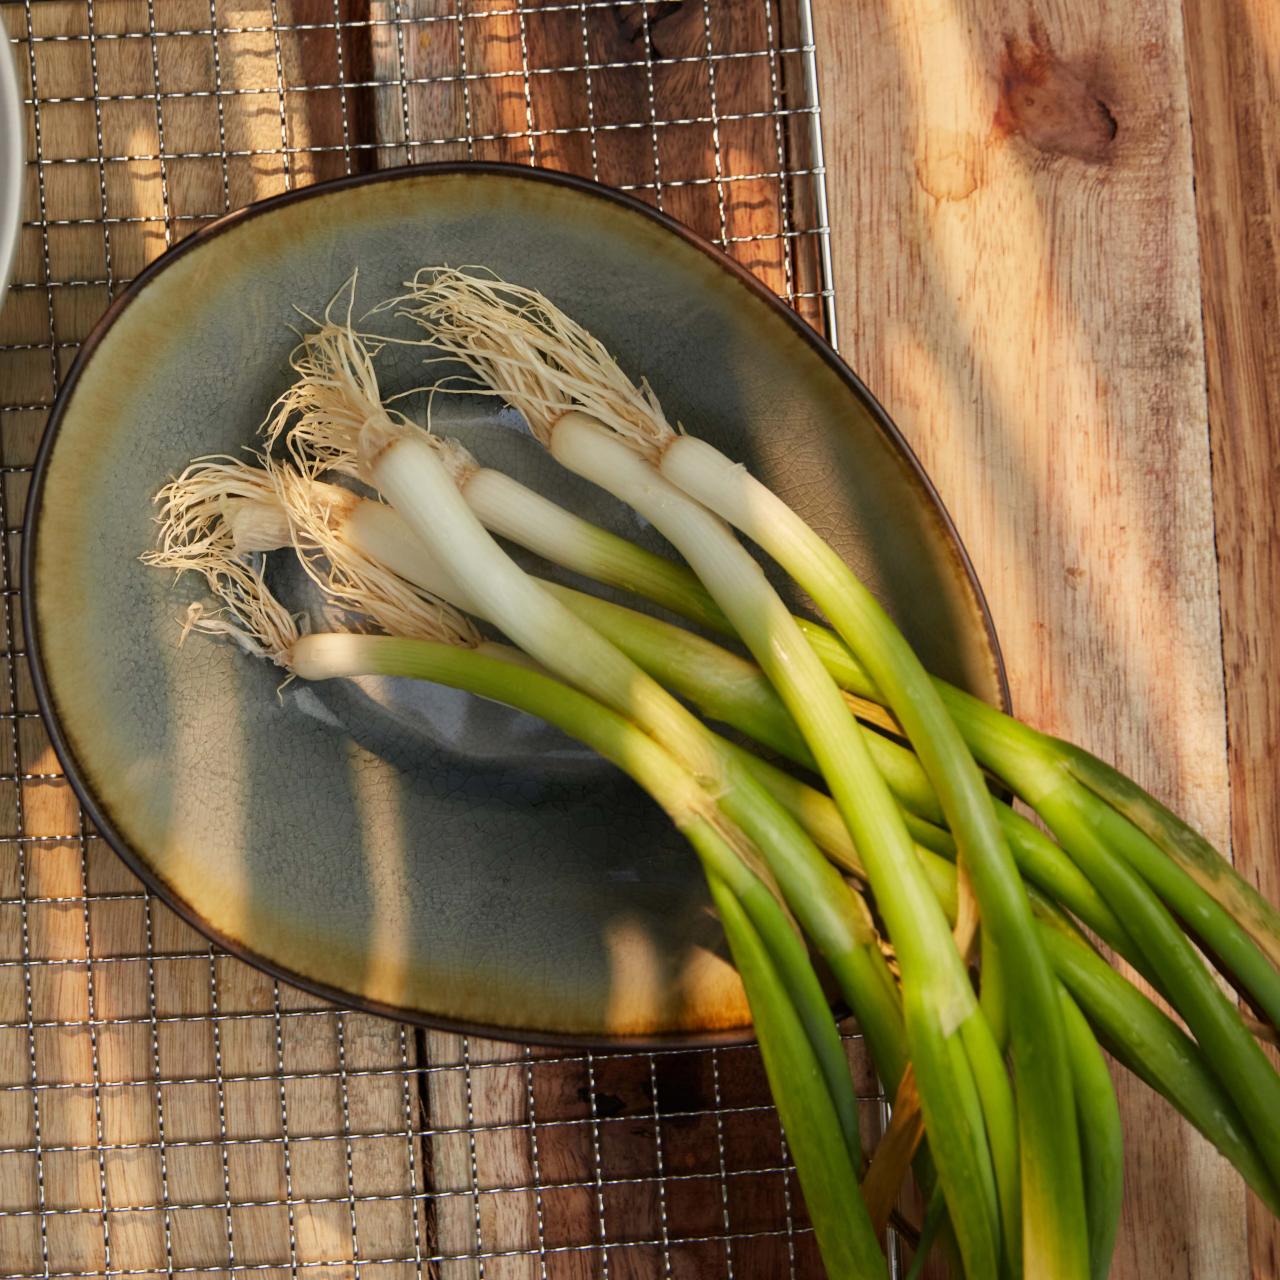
(26, 166, 1004, 1042)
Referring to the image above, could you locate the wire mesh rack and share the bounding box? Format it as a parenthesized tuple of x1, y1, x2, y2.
(0, 2, 881, 1275)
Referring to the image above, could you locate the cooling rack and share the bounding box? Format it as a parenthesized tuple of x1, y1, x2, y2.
(0, 2, 884, 1275)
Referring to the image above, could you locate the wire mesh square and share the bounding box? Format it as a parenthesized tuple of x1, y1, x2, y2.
(0, 1, 863, 1275)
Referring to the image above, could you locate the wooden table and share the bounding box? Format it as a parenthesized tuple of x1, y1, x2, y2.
(0, 1, 1275, 1276)
(814, 1, 1278, 1274)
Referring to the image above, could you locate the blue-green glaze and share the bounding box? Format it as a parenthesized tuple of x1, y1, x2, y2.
(25, 166, 1006, 1043)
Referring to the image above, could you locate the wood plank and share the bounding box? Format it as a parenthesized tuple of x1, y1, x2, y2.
(0, 5, 427, 1278)
(812, 1, 1245, 1275)
(417, 1034, 539, 1280)
(367, 0, 468, 166)
(1180, 1, 1280, 1274)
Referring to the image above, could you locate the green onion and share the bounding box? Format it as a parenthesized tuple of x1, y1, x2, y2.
(222, 602, 1280, 1259)
(1059, 990, 1122, 1280)
(424, 440, 1280, 1045)
(308, 387, 1265, 1018)
(525, 584, 1148, 973)
(524, 501, 1279, 1039)
(1049, 806, 1280, 1189)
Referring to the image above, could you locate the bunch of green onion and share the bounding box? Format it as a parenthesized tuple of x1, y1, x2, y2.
(145, 272, 1280, 1280)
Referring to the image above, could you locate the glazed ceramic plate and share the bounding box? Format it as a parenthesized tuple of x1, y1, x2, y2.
(25, 165, 1006, 1044)
(0, 37, 24, 305)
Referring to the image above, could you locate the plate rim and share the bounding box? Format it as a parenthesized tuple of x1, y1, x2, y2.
(21, 161, 1011, 1049)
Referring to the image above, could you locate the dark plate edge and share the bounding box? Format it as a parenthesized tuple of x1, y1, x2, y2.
(22, 160, 1011, 1050)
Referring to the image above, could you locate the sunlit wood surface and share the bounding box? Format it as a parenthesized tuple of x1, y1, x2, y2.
(814, 0, 1279, 1275)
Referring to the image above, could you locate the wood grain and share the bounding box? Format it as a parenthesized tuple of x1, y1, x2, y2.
(1181, 1, 1280, 1274)
(811, 0, 1261, 1275)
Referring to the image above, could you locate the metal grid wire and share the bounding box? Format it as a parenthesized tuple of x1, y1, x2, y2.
(0, 2, 877, 1275)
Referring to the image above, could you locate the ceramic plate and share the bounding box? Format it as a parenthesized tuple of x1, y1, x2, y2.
(24, 165, 1007, 1044)
(0, 37, 25, 305)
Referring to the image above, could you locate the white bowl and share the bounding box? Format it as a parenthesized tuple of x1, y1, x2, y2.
(0, 35, 25, 305)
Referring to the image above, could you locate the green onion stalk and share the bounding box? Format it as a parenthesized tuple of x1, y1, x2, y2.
(938, 685, 1280, 1029)
(1034, 906, 1279, 1214)
(773, 750, 1277, 1229)
(771, 625, 1280, 992)
(523, 587, 1149, 977)
(466, 462, 1280, 996)
(191, 464, 1129, 1010)
(856, 821, 1269, 1214)
(1058, 989, 1123, 1280)
(144, 494, 890, 1279)
(394, 269, 1095, 1278)
(251, 452, 1183, 1178)
(244, 465, 1024, 1280)
(274, 279, 1277, 1234)
(535, 527, 1280, 1218)
(1052, 742, 1280, 968)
